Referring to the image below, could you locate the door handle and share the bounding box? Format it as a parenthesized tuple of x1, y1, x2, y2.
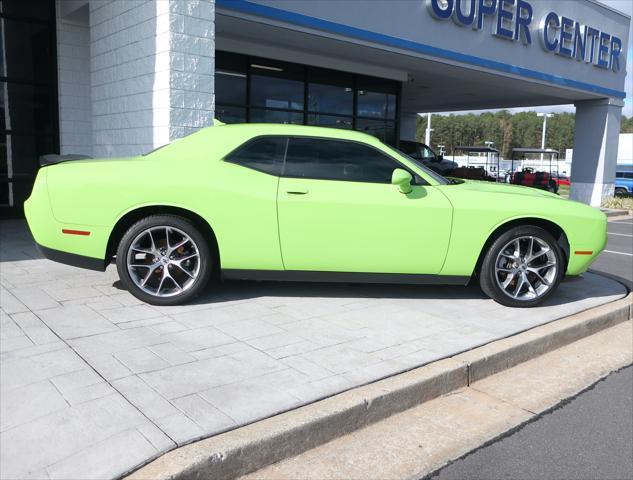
(286, 189, 309, 195)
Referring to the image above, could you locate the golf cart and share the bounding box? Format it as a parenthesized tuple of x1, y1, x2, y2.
(510, 148, 560, 194)
(399, 140, 457, 175)
(451, 146, 501, 182)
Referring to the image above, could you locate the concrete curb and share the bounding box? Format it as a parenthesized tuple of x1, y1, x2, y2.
(126, 292, 632, 480)
(602, 208, 633, 218)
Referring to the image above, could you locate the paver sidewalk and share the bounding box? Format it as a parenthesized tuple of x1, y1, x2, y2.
(0, 220, 627, 479)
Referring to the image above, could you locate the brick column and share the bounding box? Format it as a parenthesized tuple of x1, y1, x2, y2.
(89, 0, 215, 158)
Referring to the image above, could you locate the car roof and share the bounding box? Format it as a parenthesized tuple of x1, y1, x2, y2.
(208, 122, 382, 143)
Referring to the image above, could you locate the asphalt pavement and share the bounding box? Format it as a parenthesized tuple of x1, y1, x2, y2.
(590, 217, 633, 289)
(428, 217, 633, 480)
(429, 366, 633, 480)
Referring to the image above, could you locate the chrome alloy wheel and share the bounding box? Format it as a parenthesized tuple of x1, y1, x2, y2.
(126, 226, 200, 297)
(494, 235, 557, 301)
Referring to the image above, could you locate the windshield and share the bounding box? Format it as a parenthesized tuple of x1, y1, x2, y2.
(386, 146, 451, 185)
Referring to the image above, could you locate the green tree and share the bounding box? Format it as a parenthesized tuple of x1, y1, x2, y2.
(416, 111, 583, 159)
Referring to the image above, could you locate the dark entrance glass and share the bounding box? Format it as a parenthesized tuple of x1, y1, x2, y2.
(0, 0, 58, 218)
(215, 51, 400, 146)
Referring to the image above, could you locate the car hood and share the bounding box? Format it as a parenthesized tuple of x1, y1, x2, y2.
(447, 179, 562, 199)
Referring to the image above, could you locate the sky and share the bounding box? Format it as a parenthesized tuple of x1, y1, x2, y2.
(437, 0, 633, 117)
(602, 0, 633, 117)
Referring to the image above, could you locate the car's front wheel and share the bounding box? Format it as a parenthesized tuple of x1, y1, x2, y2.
(116, 215, 211, 305)
(479, 226, 564, 308)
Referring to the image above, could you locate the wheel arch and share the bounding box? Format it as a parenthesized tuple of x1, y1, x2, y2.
(106, 205, 221, 276)
(474, 217, 570, 276)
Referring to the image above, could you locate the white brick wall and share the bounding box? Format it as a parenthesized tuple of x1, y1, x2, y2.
(88, 0, 215, 158)
(167, 0, 215, 142)
(56, 3, 93, 156)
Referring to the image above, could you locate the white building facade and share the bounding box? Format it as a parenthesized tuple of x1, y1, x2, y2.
(0, 0, 630, 215)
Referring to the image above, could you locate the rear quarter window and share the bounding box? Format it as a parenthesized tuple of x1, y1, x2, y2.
(224, 136, 287, 176)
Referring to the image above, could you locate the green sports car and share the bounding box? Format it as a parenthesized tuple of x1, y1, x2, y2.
(24, 123, 607, 307)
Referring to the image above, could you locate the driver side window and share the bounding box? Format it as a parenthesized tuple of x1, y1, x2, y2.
(283, 137, 401, 184)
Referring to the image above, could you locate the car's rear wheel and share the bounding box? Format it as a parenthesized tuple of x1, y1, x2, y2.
(116, 215, 211, 305)
(479, 226, 564, 308)
(615, 187, 627, 197)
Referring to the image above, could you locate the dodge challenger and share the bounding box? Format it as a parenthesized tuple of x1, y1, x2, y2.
(24, 123, 607, 307)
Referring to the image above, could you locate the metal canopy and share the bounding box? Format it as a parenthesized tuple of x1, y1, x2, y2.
(454, 146, 500, 153)
(510, 147, 561, 190)
(451, 145, 502, 182)
(511, 148, 560, 155)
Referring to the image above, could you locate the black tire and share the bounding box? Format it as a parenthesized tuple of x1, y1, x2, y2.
(615, 187, 627, 197)
(116, 215, 212, 306)
(479, 225, 564, 308)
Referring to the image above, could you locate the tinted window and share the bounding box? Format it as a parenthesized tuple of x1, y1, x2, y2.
(284, 138, 399, 183)
(215, 105, 246, 124)
(356, 76, 397, 120)
(307, 114, 353, 130)
(355, 119, 395, 145)
(398, 141, 419, 157)
(250, 61, 304, 111)
(421, 146, 436, 160)
(308, 68, 353, 115)
(0, 0, 52, 21)
(215, 52, 247, 105)
(226, 137, 286, 176)
(213, 51, 401, 146)
(1, 20, 53, 82)
(1, 0, 58, 214)
(250, 109, 303, 125)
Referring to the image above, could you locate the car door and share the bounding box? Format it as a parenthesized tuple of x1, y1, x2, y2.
(217, 136, 286, 270)
(277, 136, 453, 274)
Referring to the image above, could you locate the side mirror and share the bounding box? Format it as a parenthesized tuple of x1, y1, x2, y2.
(391, 168, 413, 194)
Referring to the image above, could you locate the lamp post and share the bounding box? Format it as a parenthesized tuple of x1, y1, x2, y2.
(484, 141, 495, 175)
(537, 113, 552, 169)
(425, 113, 433, 146)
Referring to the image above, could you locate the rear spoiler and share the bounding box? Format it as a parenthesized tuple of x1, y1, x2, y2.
(39, 154, 93, 167)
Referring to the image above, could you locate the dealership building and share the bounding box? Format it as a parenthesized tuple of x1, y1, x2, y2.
(0, 0, 629, 216)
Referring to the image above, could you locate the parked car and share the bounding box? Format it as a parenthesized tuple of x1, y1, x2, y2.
(399, 140, 457, 174)
(449, 166, 488, 181)
(615, 165, 633, 196)
(552, 174, 570, 187)
(25, 123, 606, 308)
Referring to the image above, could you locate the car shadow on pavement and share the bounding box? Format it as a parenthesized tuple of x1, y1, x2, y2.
(2, 220, 625, 310)
(112, 277, 489, 302)
(170, 273, 624, 309)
